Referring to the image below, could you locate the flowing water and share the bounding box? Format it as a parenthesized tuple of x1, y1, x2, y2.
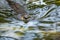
(0, 0, 60, 40)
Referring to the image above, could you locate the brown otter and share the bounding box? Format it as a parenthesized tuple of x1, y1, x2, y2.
(6, 0, 29, 20)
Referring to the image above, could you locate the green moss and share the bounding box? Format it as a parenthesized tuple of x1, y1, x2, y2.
(43, 32, 60, 40)
(55, 1, 60, 6)
(57, 24, 60, 26)
(44, 0, 60, 6)
(0, 10, 13, 18)
(15, 31, 25, 36)
(40, 21, 55, 24)
(38, 26, 46, 29)
(27, 5, 45, 10)
(0, 17, 11, 23)
(28, 26, 35, 30)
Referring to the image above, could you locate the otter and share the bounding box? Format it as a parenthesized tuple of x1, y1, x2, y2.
(6, 0, 29, 20)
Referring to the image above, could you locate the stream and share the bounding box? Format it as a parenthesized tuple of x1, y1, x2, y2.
(0, 0, 60, 40)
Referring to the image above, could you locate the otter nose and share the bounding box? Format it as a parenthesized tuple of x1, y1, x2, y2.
(20, 16, 28, 23)
(20, 15, 28, 20)
(20, 15, 31, 23)
(24, 15, 29, 19)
